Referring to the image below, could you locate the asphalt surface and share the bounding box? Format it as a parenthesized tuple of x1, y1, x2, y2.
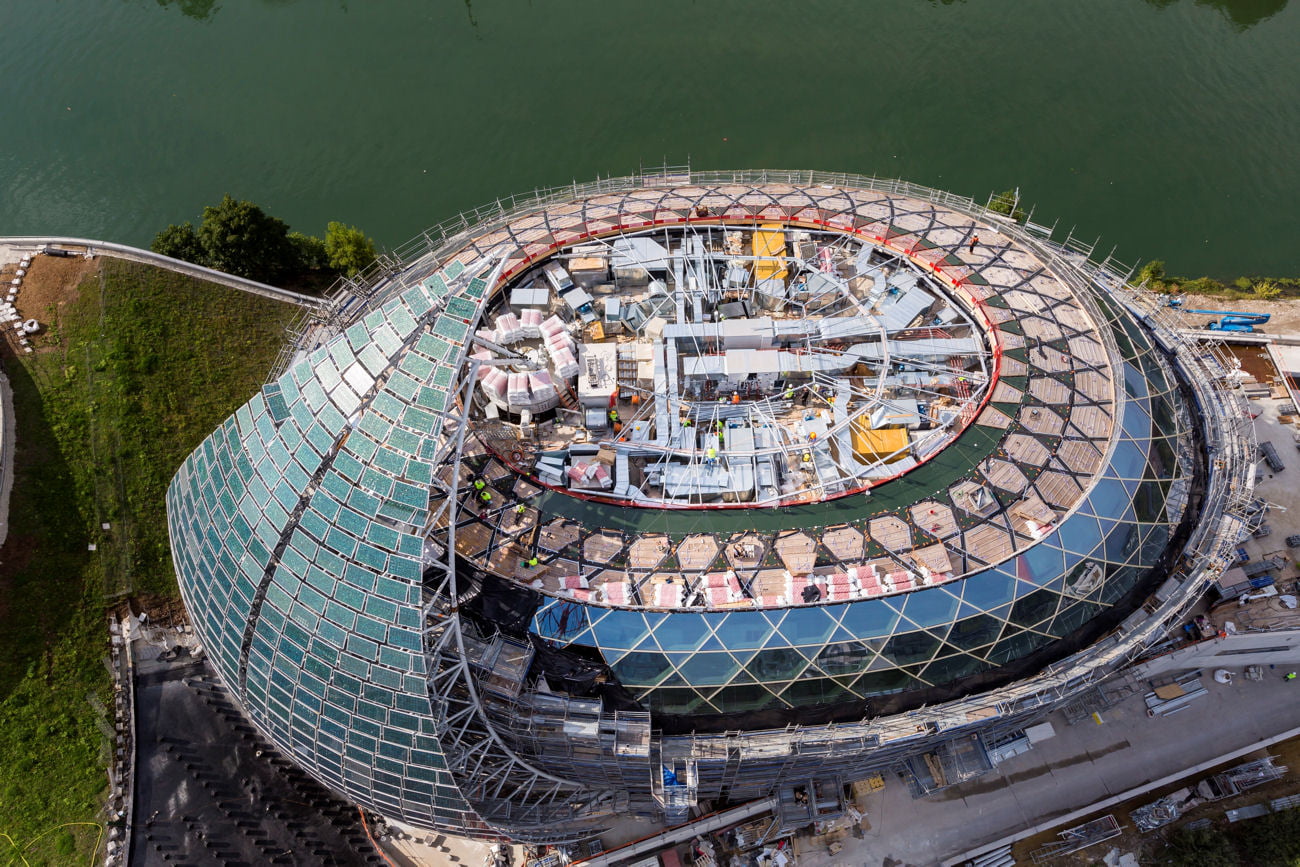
(131, 648, 386, 867)
(788, 640, 1300, 866)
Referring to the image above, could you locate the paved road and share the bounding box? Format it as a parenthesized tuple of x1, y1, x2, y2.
(790, 668, 1300, 866)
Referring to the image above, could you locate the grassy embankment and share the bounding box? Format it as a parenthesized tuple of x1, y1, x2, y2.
(1136, 260, 1300, 301)
(0, 260, 295, 864)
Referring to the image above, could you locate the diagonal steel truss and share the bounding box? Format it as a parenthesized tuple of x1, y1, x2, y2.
(414, 281, 622, 843)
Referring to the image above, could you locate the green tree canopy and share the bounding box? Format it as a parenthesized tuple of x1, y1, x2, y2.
(196, 195, 297, 283)
(325, 221, 378, 277)
(288, 231, 329, 271)
(149, 198, 377, 286)
(150, 222, 204, 265)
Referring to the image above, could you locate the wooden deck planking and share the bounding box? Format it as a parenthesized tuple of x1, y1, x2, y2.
(869, 516, 913, 553)
(1017, 404, 1065, 436)
(1004, 433, 1052, 466)
(1034, 471, 1084, 508)
(964, 523, 1014, 564)
(1058, 438, 1104, 475)
(583, 532, 625, 565)
(909, 502, 959, 539)
(1028, 376, 1070, 406)
(821, 526, 866, 562)
(677, 535, 721, 571)
(774, 532, 817, 575)
(976, 405, 1014, 429)
(980, 458, 1029, 493)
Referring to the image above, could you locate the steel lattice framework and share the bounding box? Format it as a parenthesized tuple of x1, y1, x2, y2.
(168, 171, 1256, 842)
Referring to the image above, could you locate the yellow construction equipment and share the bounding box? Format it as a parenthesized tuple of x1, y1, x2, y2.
(752, 223, 788, 281)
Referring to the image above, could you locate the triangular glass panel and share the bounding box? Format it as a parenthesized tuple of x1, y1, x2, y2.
(697, 634, 727, 653)
(778, 607, 839, 647)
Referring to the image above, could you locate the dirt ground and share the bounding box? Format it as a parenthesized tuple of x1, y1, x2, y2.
(1010, 735, 1300, 865)
(1164, 293, 1300, 335)
(1, 252, 99, 353)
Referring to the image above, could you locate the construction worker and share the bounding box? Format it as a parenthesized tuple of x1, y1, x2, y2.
(609, 408, 620, 424)
(514, 503, 527, 515)
(705, 446, 717, 467)
(521, 555, 540, 568)
(472, 478, 486, 492)
(785, 388, 794, 401)
(1286, 672, 1297, 682)
(479, 490, 492, 504)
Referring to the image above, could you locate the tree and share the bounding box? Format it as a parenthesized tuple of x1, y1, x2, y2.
(1137, 259, 1168, 290)
(288, 231, 329, 271)
(151, 223, 205, 265)
(1161, 827, 1238, 867)
(1252, 279, 1282, 300)
(1231, 808, 1300, 865)
(989, 188, 1028, 223)
(196, 195, 297, 283)
(325, 221, 377, 277)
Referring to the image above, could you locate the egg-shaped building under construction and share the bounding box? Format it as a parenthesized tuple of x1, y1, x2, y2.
(167, 170, 1256, 843)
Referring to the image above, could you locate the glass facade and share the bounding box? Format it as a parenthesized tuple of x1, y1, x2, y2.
(169, 264, 486, 830)
(167, 177, 1197, 836)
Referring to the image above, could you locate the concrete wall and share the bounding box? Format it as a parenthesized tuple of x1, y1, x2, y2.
(1132, 628, 1300, 679)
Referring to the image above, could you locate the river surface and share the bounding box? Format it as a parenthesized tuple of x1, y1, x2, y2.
(0, 0, 1296, 276)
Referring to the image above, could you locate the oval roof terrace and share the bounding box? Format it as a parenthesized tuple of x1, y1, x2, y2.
(413, 181, 1139, 615)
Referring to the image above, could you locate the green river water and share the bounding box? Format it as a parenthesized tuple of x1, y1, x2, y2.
(0, 0, 1296, 276)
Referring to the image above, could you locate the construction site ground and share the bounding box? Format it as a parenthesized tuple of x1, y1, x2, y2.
(792, 357, 1300, 867)
(1165, 292, 1300, 335)
(1008, 734, 1300, 866)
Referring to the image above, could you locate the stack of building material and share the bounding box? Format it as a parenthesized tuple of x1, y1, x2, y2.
(520, 308, 544, 338)
(566, 461, 612, 490)
(702, 571, 745, 607)
(494, 312, 523, 344)
(479, 367, 508, 401)
(507, 372, 531, 409)
(653, 582, 684, 608)
(527, 370, 559, 411)
(602, 582, 632, 606)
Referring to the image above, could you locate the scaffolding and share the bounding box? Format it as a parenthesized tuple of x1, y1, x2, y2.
(314, 171, 1260, 840)
(1030, 815, 1122, 863)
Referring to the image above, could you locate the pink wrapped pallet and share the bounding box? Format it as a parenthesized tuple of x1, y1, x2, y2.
(494, 312, 523, 344)
(479, 367, 508, 400)
(552, 348, 579, 379)
(520, 308, 544, 338)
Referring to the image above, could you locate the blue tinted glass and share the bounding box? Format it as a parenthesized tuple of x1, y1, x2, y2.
(709, 612, 777, 650)
(651, 614, 711, 652)
(532, 599, 591, 644)
(1122, 362, 1149, 401)
(676, 652, 741, 686)
(1013, 544, 1065, 587)
(1122, 398, 1152, 440)
(961, 569, 1015, 609)
(588, 610, 653, 650)
(775, 607, 839, 646)
(838, 599, 901, 639)
(611, 651, 673, 687)
(1055, 514, 1097, 556)
(900, 588, 960, 628)
(746, 647, 809, 681)
(1086, 476, 1130, 520)
(1100, 519, 1139, 563)
(1111, 440, 1148, 480)
(814, 641, 875, 675)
